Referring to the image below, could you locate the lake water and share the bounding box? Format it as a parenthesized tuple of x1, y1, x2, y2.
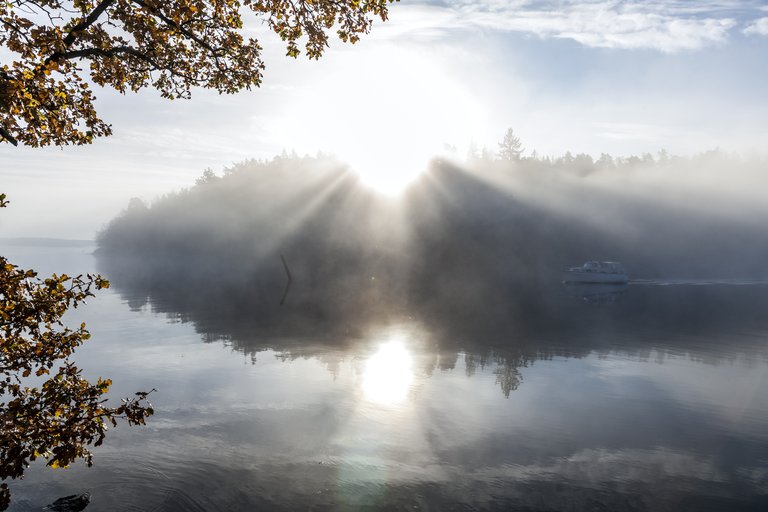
(3, 242, 768, 511)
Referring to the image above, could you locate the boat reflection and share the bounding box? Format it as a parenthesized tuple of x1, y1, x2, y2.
(563, 282, 628, 303)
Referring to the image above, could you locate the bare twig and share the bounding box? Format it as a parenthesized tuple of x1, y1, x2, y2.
(280, 254, 293, 284)
(279, 254, 293, 306)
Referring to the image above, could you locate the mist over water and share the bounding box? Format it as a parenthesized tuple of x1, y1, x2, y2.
(5, 149, 768, 511)
(96, 150, 768, 311)
(92, 151, 768, 393)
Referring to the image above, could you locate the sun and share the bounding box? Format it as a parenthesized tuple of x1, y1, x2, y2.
(346, 144, 432, 197)
(273, 44, 485, 196)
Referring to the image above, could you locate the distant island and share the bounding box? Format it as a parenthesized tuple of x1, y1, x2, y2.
(97, 151, 768, 294)
(0, 238, 94, 247)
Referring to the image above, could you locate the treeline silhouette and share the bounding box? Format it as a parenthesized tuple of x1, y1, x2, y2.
(96, 151, 768, 396)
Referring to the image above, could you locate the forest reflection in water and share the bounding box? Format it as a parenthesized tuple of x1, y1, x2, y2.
(89, 261, 768, 511)
(6, 240, 768, 511)
(101, 247, 768, 399)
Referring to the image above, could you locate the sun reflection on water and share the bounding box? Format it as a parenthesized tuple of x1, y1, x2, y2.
(362, 340, 414, 406)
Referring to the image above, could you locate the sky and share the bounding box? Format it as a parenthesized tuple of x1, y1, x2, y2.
(1, 0, 768, 239)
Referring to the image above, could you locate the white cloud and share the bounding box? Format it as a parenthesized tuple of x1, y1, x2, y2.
(744, 17, 768, 36)
(387, 1, 762, 52)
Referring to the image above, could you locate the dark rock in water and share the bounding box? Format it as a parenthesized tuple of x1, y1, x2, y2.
(43, 493, 90, 512)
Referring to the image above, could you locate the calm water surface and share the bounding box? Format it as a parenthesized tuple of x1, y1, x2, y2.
(3, 242, 768, 511)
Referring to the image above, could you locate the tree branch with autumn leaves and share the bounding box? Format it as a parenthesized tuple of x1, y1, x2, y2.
(0, 0, 396, 147)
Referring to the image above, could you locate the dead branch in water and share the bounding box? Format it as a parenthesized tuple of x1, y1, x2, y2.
(280, 254, 293, 306)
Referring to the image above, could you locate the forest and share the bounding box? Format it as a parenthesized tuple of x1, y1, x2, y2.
(98, 148, 768, 297)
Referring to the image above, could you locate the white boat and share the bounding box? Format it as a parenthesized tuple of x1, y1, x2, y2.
(562, 261, 628, 284)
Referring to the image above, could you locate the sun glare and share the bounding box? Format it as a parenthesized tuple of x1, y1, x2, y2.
(362, 340, 414, 406)
(348, 151, 430, 197)
(274, 45, 486, 196)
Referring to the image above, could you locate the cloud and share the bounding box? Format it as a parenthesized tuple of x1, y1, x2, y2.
(388, 1, 767, 52)
(744, 17, 768, 36)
